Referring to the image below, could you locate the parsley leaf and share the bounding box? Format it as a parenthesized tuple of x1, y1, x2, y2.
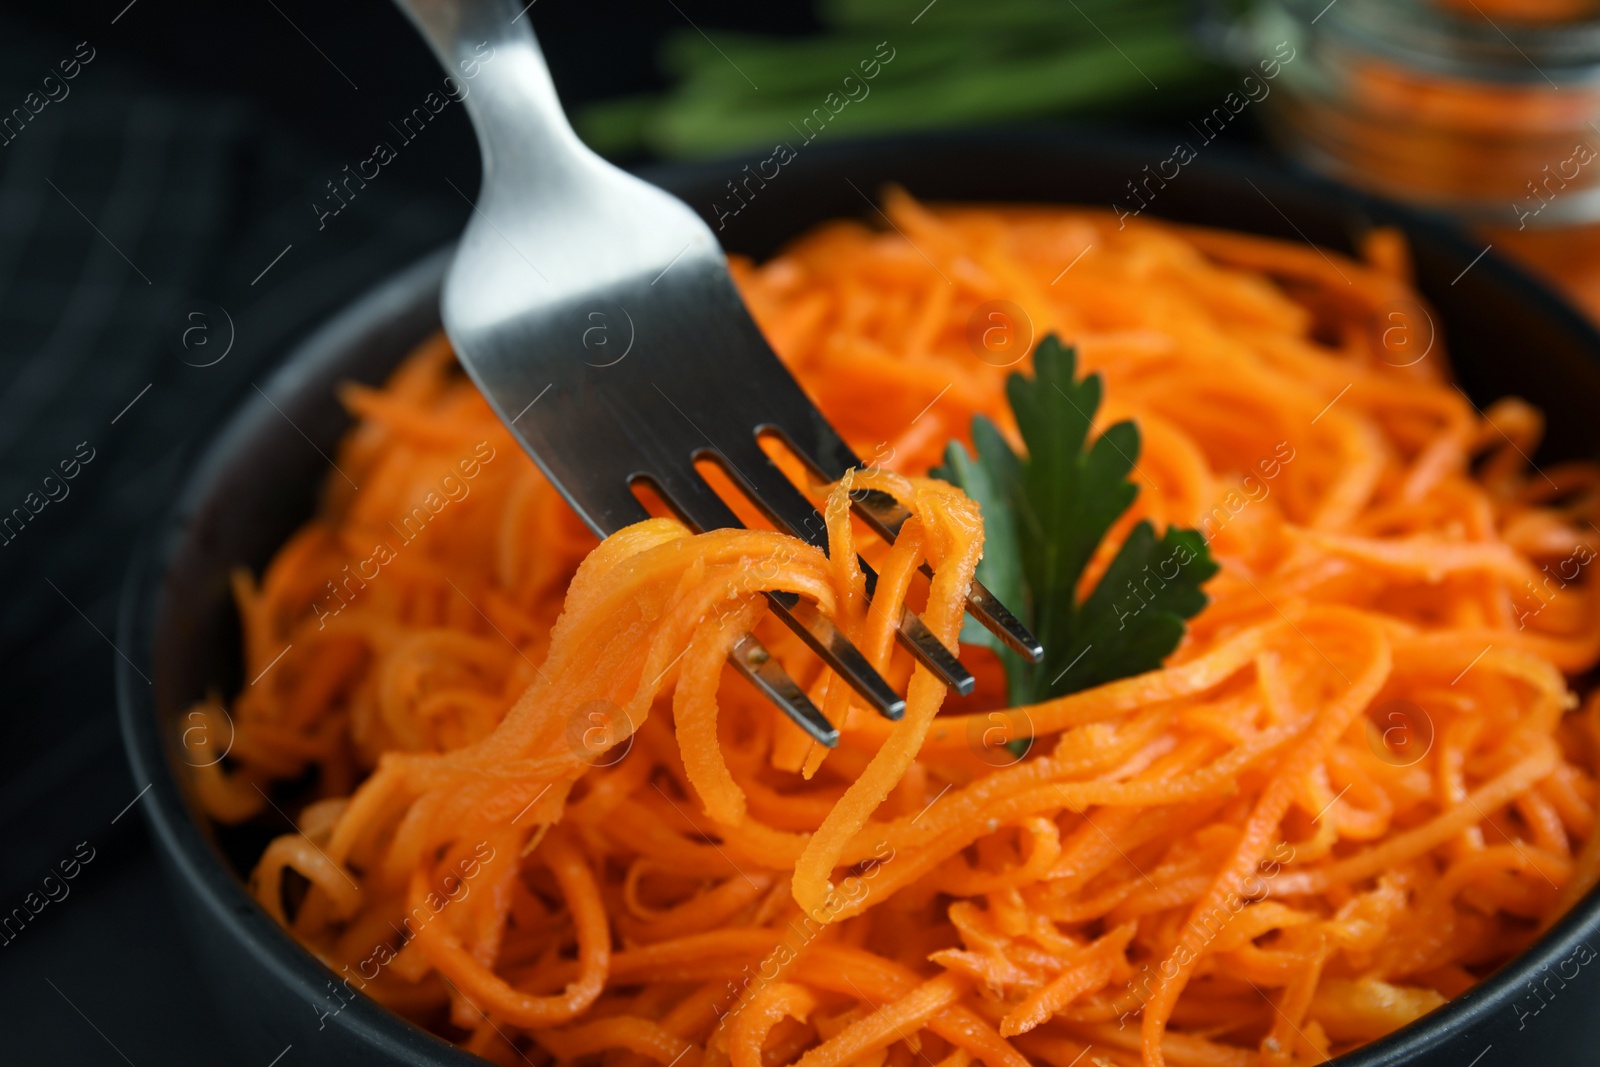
(934, 336, 1218, 706)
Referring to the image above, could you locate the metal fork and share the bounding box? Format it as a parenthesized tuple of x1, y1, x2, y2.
(392, 0, 1042, 746)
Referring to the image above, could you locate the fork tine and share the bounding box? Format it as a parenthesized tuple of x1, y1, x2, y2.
(729, 635, 838, 746)
(851, 556, 975, 695)
(767, 592, 905, 720)
(713, 445, 976, 695)
(595, 480, 848, 743)
(645, 469, 907, 721)
(892, 603, 975, 695)
(755, 420, 1044, 663)
(960, 578, 1042, 660)
(848, 488, 1045, 663)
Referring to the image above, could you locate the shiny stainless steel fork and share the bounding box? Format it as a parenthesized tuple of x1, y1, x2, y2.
(392, 0, 1042, 745)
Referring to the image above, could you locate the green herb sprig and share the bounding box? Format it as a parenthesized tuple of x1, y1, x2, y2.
(934, 337, 1218, 707)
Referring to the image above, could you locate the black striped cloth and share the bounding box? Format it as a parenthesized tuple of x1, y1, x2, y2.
(0, 16, 461, 1064)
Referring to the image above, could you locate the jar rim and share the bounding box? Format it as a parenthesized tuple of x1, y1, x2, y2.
(1274, 0, 1600, 83)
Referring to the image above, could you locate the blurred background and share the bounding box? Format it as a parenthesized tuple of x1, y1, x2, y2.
(2, 0, 1597, 1061)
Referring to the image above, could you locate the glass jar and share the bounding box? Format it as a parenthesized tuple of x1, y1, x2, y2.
(1237, 0, 1600, 317)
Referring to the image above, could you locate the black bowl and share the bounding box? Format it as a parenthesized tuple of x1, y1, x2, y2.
(118, 130, 1600, 1066)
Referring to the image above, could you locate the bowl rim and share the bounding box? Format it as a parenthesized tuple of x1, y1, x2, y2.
(117, 127, 1600, 1066)
(117, 245, 487, 1066)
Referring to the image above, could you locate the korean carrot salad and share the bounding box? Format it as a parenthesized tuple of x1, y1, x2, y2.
(186, 191, 1600, 1067)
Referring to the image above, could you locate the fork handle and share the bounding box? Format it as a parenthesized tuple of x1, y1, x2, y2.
(389, 0, 591, 191)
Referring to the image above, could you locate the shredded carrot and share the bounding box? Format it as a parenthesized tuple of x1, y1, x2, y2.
(189, 194, 1600, 1067)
